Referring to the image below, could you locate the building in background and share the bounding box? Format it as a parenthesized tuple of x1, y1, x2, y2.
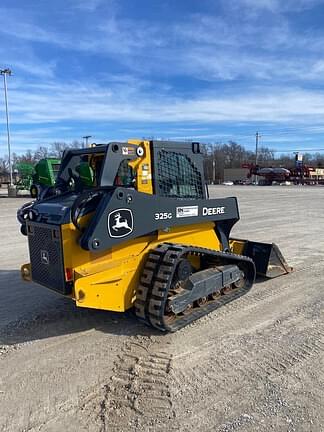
(223, 168, 250, 183)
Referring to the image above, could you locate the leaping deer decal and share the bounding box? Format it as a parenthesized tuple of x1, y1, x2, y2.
(112, 212, 132, 232)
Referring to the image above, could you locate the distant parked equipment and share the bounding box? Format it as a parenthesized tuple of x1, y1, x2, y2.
(15, 163, 35, 192)
(242, 163, 322, 185)
(0, 172, 10, 186)
(30, 158, 61, 197)
(15, 158, 61, 197)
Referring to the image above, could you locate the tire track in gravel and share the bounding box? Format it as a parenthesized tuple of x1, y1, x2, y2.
(4, 262, 320, 431)
(21, 336, 175, 432)
(168, 319, 324, 431)
(185, 265, 324, 344)
(173, 319, 324, 381)
(161, 259, 324, 431)
(96, 340, 176, 431)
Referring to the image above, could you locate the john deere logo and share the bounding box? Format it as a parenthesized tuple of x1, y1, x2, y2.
(40, 250, 49, 265)
(108, 209, 134, 238)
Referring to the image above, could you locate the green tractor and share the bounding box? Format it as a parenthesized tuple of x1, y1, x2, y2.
(16, 158, 61, 198)
(15, 163, 34, 192)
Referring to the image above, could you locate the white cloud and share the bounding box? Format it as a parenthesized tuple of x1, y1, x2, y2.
(0, 38, 57, 79)
(0, 6, 160, 57)
(69, 0, 109, 12)
(2, 1, 324, 154)
(224, 0, 324, 13)
(2, 3, 324, 84)
(0, 8, 65, 46)
(3, 79, 324, 125)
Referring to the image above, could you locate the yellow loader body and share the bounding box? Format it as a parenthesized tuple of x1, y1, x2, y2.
(19, 138, 291, 331)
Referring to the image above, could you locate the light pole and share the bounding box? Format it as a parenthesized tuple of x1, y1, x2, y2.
(0, 68, 13, 185)
(82, 135, 92, 148)
(254, 131, 260, 185)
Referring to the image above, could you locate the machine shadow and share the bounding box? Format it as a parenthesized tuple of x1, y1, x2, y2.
(0, 270, 161, 346)
(0, 270, 274, 346)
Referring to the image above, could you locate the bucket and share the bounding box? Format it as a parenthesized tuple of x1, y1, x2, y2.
(230, 239, 292, 278)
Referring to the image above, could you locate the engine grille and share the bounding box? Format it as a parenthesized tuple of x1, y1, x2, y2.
(27, 222, 69, 294)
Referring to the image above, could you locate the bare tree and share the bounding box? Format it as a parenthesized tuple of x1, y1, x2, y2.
(257, 147, 275, 164)
(50, 140, 82, 158)
(34, 146, 50, 160)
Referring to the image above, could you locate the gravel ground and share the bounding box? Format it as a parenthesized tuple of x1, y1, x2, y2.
(0, 185, 323, 431)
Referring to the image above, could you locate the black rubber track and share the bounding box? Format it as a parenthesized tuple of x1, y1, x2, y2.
(134, 242, 256, 332)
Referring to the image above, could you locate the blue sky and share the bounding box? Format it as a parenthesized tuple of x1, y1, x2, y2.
(2, 0, 324, 155)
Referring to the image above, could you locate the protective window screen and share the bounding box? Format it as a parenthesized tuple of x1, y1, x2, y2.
(157, 150, 203, 198)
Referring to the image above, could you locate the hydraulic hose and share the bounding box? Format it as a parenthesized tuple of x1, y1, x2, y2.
(70, 189, 104, 232)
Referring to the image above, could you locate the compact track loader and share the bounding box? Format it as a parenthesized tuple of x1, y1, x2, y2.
(18, 140, 292, 331)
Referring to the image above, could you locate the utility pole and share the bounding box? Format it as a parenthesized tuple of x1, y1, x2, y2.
(82, 135, 92, 148)
(254, 131, 260, 185)
(0, 68, 13, 185)
(210, 144, 216, 184)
